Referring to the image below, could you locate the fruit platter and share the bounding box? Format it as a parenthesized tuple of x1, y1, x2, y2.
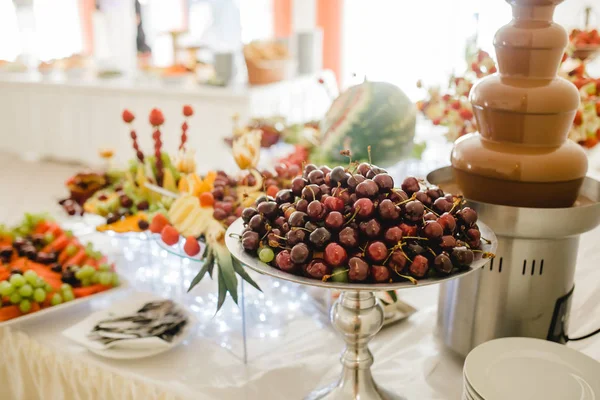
(0, 213, 120, 324)
(225, 161, 496, 399)
(569, 28, 600, 61)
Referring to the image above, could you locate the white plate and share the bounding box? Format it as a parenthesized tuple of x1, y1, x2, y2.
(0, 277, 125, 327)
(62, 292, 193, 360)
(464, 337, 600, 400)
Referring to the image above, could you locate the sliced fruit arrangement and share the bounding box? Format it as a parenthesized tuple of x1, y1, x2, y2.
(0, 214, 119, 322)
(60, 105, 204, 233)
(238, 160, 493, 284)
(417, 49, 496, 142)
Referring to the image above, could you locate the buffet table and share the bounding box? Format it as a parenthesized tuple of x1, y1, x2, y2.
(0, 153, 598, 400)
(0, 72, 333, 171)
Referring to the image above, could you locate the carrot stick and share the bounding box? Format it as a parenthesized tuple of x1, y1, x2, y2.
(0, 306, 22, 321)
(65, 248, 86, 267)
(73, 284, 111, 298)
(41, 234, 69, 253)
(34, 221, 52, 235)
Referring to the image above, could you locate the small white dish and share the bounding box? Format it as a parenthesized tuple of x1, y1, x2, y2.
(62, 292, 193, 360)
(464, 337, 600, 400)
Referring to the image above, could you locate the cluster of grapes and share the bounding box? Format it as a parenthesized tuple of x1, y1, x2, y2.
(0, 270, 75, 313)
(62, 263, 119, 288)
(240, 162, 486, 283)
(210, 164, 302, 228)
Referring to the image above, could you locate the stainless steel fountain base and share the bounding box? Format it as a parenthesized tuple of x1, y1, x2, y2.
(428, 167, 600, 357)
(305, 292, 403, 400)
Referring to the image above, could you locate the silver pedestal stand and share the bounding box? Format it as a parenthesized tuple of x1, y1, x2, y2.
(226, 219, 497, 400)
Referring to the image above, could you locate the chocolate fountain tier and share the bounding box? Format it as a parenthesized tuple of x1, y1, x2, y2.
(452, 134, 588, 208)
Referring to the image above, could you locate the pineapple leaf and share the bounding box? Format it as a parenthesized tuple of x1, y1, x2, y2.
(216, 266, 227, 313)
(387, 290, 398, 303)
(215, 245, 238, 304)
(232, 257, 262, 292)
(187, 250, 214, 293)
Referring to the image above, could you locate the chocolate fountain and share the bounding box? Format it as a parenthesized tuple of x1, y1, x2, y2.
(429, 0, 600, 356)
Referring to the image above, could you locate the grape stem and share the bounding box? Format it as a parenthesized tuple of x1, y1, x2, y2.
(395, 192, 417, 206)
(344, 206, 361, 226)
(481, 236, 492, 244)
(402, 236, 429, 241)
(423, 205, 440, 217)
(228, 233, 242, 240)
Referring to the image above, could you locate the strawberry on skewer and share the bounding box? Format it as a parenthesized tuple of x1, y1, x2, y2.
(149, 108, 165, 186)
(180, 105, 193, 151)
(122, 109, 144, 163)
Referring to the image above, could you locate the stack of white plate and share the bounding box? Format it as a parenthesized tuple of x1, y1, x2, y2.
(463, 337, 600, 400)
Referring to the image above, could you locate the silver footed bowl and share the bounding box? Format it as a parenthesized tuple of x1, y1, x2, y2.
(225, 218, 497, 290)
(225, 217, 497, 400)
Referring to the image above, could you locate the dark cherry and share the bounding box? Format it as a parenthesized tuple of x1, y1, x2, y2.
(438, 213, 457, 233)
(378, 199, 400, 220)
(324, 243, 348, 267)
(242, 207, 258, 224)
(286, 229, 306, 246)
(422, 221, 443, 240)
(409, 255, 429, 278)
(291, 177, 308, 196)
(398, 223, 418, 237)
(466, 228, 481, 248)
(359, 219, 382, 239)
(304, 259, 331, 279)
(288, 211, 307, 227)
(457, 207, 478, 227)
(355, 180, 379, 198)
(276, 250, 296, 273)
(248, 214, 265, 231)
(137, 220, 149, 230)
(347, 174, 366, 190)
(338, 227, 359, 248)
(257, 201, 279, 219)
(401, 177, 420, 195)
(309, 227, 332, 249)
(389, 189, 408, 203)
(303, 164, 318, 179)
(451, 247, 474, 267)
(302, 184, 322, 202)
(325, 211, 344, 230)
(388, 250, 408, 273)
(295, 198, 309, 213)
(137, 201, 150, 211)
(371, 265, 391, 283)
(319, 184, 331, 196)
(434, 253, 453, 275)
(330, 166, 348, 187)
(290, 243, 311, 264)
(433, 198, 453, 214)
(324, 196, 344, 212)
(440, 235, 457, 250)
(242, 231, 260, 251)
(308, 169, 325, 185)
(424, 212, 437, 221)
(275, 189, 294, 205)
(367, 241, 388, 263)
(404, 201, 425, 222)
(353, 198, 375, 219)
(415, 191, 432, 207)
(356, 163, 371, 176)
(348, 257, 369, 282)
(305, 221, 319, 232)
(307, 200, 325, 221)
(384, 226, 403, 246)
(373, 174, 394, 192)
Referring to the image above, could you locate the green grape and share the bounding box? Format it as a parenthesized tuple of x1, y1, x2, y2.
(0, 281, 14, 296)
(90, 273, 100, 284)
(75, 269, 85, 281)
(92, 251, 103, 261)
(34, 278, 45, 288)
(65, 230, 74, 238)
(60, 283, 72, 292)
(9, 292, 22, 304)
(258, 247, 275, 263)
(10, 274, 25, 288)
(81, 265, 96, 278)
(99, 272, 112, 286)
(44, 283, 53, 292)
(18, 284, 33, 298)
(62, 291, 75, 302)
(98, 263, 111, 272)
(111, 274, 120, 287)
(50, 293, 63, 306)
(24, 270, 38, 285)
(33, 288, 46, 303)
(0, 297, 2, 307)
(330, 267, 349, 283)
(19, 299, 31, 313)
(65, 244, 78, 257)
(80, 278, 91, 287)
(44, 233, 55, 244)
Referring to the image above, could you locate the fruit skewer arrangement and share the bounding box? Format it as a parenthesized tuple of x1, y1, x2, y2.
(238, 160, 492, 284)
(0, 214, 119, 322)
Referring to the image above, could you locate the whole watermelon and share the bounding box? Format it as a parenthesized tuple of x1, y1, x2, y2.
(317, 81, 417, 166)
